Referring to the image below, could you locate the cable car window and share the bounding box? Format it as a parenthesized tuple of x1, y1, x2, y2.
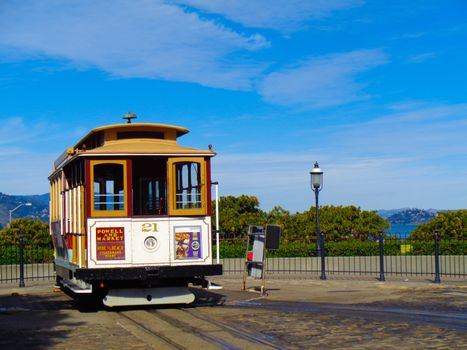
(168, 158, 206, 216)
(92, 162, 126, 214)
(94, 163, 124, 210)
(175, 162, 202, 209)
(117, 131, 164, 140)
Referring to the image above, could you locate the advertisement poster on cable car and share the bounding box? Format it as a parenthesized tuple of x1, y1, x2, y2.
(96, 227, 126, 260)
(175, 226, 201, 259)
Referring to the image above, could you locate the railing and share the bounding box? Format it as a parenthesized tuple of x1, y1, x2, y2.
(221, 255, 466, 279)
(1, 231, 465, 286)
(218, 231, 466, 282)
(0, 238, 55, 285)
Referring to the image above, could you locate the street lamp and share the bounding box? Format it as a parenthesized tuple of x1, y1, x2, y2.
(310, 162, 323, 256)
(9, 203, 32, 225)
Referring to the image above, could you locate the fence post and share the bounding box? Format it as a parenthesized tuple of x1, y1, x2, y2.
(378, 231, 385, 282)
(320, 231, 326, 280)
(19, 232, 25, 288)
(434, 229, 441, 284)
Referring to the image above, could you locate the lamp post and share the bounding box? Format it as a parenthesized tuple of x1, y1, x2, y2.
(310, 162, 323, 256)
(9, 203, 32, 225)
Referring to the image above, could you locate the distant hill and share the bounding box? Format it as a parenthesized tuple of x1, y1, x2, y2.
(0, 193, 449, 230)
(377, 208, 411, 219)
(385, 208, 437, 225)
(0, 192, 49, 229)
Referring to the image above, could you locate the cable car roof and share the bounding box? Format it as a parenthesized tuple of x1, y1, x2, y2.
(74, 123, 189, 148)
(80, 139, 213, 155)
(53, 122, 215, 170)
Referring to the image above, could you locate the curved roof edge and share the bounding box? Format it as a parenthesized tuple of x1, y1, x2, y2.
(74, 122, 189, 149)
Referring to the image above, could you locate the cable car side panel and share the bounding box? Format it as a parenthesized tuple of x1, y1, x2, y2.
(86, 217, 212, 268)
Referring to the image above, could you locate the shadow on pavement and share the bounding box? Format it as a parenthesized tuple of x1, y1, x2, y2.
(0, 287, 85, 349)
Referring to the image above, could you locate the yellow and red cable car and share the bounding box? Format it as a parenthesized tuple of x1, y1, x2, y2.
(49, 115, 221, 306)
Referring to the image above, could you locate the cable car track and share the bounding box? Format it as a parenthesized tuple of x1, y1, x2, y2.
(114, 297, 466, 350)
(116, 307, 284, 350)
(227, 300, 467, 331)
(117, 311, 185, 350)
(159, 308, 286, 350)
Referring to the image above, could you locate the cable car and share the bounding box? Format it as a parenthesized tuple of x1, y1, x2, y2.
(49, 113, 222, 306)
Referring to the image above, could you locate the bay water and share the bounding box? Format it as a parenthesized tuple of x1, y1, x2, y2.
(386, 224, 418, 239)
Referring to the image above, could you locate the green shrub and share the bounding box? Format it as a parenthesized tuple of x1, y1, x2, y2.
(325, 241, 379, 256)
(0, 245, 54, 264)
(214, 241, 245, 258)
(215, 239, 466, 258)
(440, 240, 466, 255)
(269, 241, 317, 257)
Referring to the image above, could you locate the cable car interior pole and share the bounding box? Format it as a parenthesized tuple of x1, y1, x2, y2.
(212, 181, 220, 264)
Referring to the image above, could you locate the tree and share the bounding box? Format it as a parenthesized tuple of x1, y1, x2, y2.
(213, 195, 389, 242)
(0, 218, 50, 245)
(213, 195, 266, 238)
(285, 206, 389, 242)
(410, 210, 467, 240)
(265, 207, 315, 243)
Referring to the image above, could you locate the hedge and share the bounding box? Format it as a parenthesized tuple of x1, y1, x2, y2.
(1, 239, 465, 264)
(0, 246, 54, 265)
(215, 239, 466, 258)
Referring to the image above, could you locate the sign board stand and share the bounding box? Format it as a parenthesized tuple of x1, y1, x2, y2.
(242, 224, 280, 296)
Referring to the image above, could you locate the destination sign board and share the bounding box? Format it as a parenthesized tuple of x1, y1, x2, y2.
(96, 227, 125, 260)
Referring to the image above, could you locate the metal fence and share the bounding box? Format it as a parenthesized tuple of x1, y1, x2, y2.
(220, 231, 466, 282)
(0, 238, 54, 286)
(1, 231, 465, 286)
(222, 255, 466, 279)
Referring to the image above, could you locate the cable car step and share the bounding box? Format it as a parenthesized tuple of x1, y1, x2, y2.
(61, 279, 93, 294)
(102, 287, 195, 307)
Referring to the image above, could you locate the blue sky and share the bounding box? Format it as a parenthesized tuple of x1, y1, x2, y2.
(1, 0, 466, 212)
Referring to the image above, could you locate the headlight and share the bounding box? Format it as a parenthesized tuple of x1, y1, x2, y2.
(144, 236, 158, 251)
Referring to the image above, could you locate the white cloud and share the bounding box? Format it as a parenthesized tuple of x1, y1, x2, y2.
(174, 0, 364, 32)
(331, 104, 467, 158)
(407, 52, 436, 63)
(213, 103, 467, 211)
(0, 117, 26, 145)
(392, 32, 428, 40)
(0, 0, 269, 90)
(212, 151, 317, 211)
(212, 151, 426, 211)
(0, 117, 52, 146)
(0, 151, 53, 195)
(0, 1, 372, 98)
(258, 49, 388, 109)
(0, 116, 78, 195)
(214, 150, 466, 212)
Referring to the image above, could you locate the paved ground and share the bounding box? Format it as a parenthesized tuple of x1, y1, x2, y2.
(208, 277, 467, 348)
(0, 277, 465, 349)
